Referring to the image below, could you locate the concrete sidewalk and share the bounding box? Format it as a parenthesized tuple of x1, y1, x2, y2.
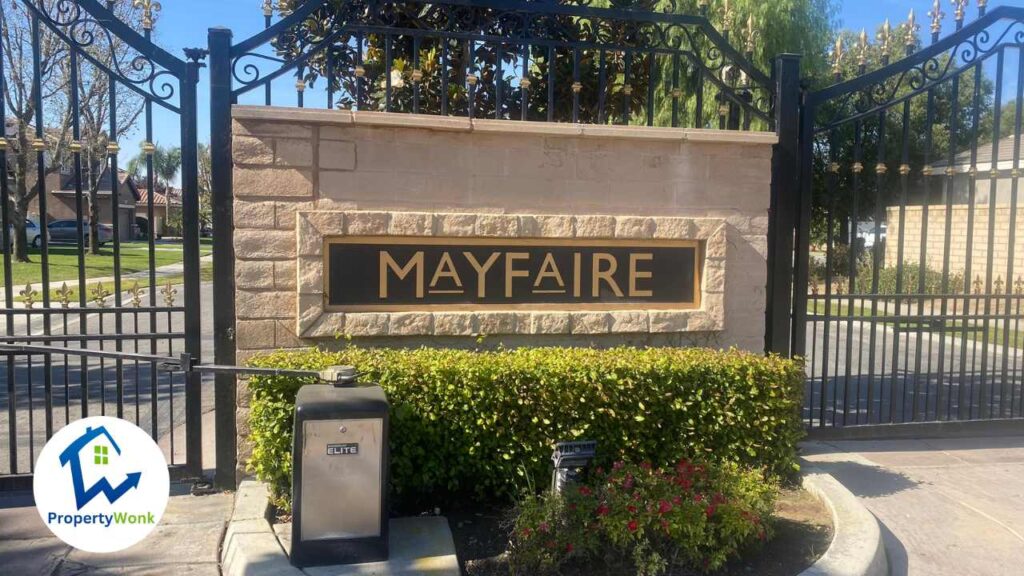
(803, 435, 1024, 576)
(0, 485, 232, 575)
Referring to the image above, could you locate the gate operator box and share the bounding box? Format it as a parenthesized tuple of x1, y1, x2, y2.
(290, 368, 389, 567)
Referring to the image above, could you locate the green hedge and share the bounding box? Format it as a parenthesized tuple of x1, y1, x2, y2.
(245, 347, 804, 512)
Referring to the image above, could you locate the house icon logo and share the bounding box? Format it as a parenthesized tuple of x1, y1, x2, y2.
(58, 425, 142, 510)
(33, 416, 170, 553)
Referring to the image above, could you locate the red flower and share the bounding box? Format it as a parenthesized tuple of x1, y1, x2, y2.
(694, 493, 704, 503)
(613, 461, 625, 471)
(596, 504, 610, 517)
(627, 505, 637, 514)
(521, 527, 533, 538)
(538, 522, 550, 533)
(578, 486, 593, 497)
(712, 492, 726, 505)
(566, 543, 575, 553)
(627, 520, 639, 533)
(622, 474, 634, 489)
(705, 504, 717, 519)
(640, 461, 652, 471)
(672, 496, 682, 506)
(658, 500, 673, 514)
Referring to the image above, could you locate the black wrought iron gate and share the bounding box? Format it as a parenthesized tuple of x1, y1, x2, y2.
(793, 5, 1024, 431)
(0, 0, 204, 488)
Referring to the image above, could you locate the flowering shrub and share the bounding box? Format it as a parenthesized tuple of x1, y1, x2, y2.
(509, 460, 776, 575)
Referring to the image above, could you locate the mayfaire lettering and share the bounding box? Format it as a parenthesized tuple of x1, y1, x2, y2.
(325, 238, 699, 310)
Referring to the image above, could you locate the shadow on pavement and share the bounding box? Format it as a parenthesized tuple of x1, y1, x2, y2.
(807, 459, 919, 499)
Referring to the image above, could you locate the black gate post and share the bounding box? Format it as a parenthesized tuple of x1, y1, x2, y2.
(181, 54, 204, 477)
(765, 54, 802, 356)
(209, 27, 237, 489)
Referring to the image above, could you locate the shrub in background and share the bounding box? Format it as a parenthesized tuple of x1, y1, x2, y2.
(245, 346, 804, 512)
(509, 459, 776, 575)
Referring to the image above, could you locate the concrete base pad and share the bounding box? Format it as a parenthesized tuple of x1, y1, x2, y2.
(275, 517, 459, 576)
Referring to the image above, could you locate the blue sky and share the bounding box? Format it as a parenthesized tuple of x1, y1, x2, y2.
(127, 0, 1024, 166)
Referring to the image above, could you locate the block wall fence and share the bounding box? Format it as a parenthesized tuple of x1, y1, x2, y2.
(886, 205, 1024, 283)
(229, 106, 776, 473)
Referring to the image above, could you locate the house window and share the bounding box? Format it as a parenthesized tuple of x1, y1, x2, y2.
(94, 444, 109, 465)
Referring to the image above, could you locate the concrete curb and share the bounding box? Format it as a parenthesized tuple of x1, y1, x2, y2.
(221, 480, 304, 576)
(799, 468, 888, 576)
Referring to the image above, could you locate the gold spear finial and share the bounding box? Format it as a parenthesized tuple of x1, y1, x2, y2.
(857, 29, 869, 67)
(905, 9, 919, 47)
(952, 0, 968, 24)
(744, 14, 758, 54)
(132, 0, 162, 31)
(721, 0, 735, 32)
(929, 0, 945, 35)
(56, 283, 73, 309)
(832, 36, 845, 76)
(878, 19, 892, 58)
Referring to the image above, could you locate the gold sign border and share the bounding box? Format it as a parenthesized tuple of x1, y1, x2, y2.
(323, 236, 703, 313)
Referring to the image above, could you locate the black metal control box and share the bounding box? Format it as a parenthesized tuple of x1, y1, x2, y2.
(290, 379, 389, 567)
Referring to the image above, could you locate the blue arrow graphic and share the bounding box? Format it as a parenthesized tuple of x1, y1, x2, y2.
(58, 426, 143, 510)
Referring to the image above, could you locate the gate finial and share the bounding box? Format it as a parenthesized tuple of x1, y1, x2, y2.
(878, 19, 892, 64)
(831, 36, 844, 79)
(132, 0, 162, 31)
(721, 0, 735, 34)
(857, 29, 869, 72)
(904, 10, 919, 54)
(743, 14, 758, 56)
(929, 0, 945, 42)
(952, 0, 968, 29)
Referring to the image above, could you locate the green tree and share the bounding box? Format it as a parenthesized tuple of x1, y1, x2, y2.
(126, 143, 181, 195)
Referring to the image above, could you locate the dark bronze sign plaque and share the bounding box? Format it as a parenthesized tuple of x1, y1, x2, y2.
(325, 237, 700, 311)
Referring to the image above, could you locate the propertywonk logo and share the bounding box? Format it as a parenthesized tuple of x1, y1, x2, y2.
(33, 416, 169, 552)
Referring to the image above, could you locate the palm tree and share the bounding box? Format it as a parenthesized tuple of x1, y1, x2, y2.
(126, 143, 181, 194)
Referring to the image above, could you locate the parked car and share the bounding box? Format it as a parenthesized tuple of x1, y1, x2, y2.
(3, 218, 48, 249)
(47, 219, 113, 246)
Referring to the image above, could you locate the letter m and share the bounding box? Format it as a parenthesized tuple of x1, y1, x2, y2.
(380, 251, 424, 298)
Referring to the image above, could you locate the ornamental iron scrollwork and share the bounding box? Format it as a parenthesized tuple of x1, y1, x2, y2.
(811, 6, 1024, 131)
(230, 0, 772, 128)
(24, 0, 187, 112)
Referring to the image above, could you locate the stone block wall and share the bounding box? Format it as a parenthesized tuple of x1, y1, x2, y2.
(886, 205, 1024, 283)
(230, 106, 776, 475)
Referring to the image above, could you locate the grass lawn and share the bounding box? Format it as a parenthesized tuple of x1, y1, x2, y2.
(14, 260, 214, 304)
(0, 240, 213, 289)
(808, 300, 1024, 349)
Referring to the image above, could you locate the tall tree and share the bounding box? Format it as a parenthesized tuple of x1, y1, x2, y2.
(127, 143, 182, 194)
(1, 0, 144, 259)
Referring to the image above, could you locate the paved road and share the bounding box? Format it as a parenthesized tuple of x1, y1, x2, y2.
(804, 317, 1024, 426)
(803, 436, 1024, 576)
(0, 282, 216, 475)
